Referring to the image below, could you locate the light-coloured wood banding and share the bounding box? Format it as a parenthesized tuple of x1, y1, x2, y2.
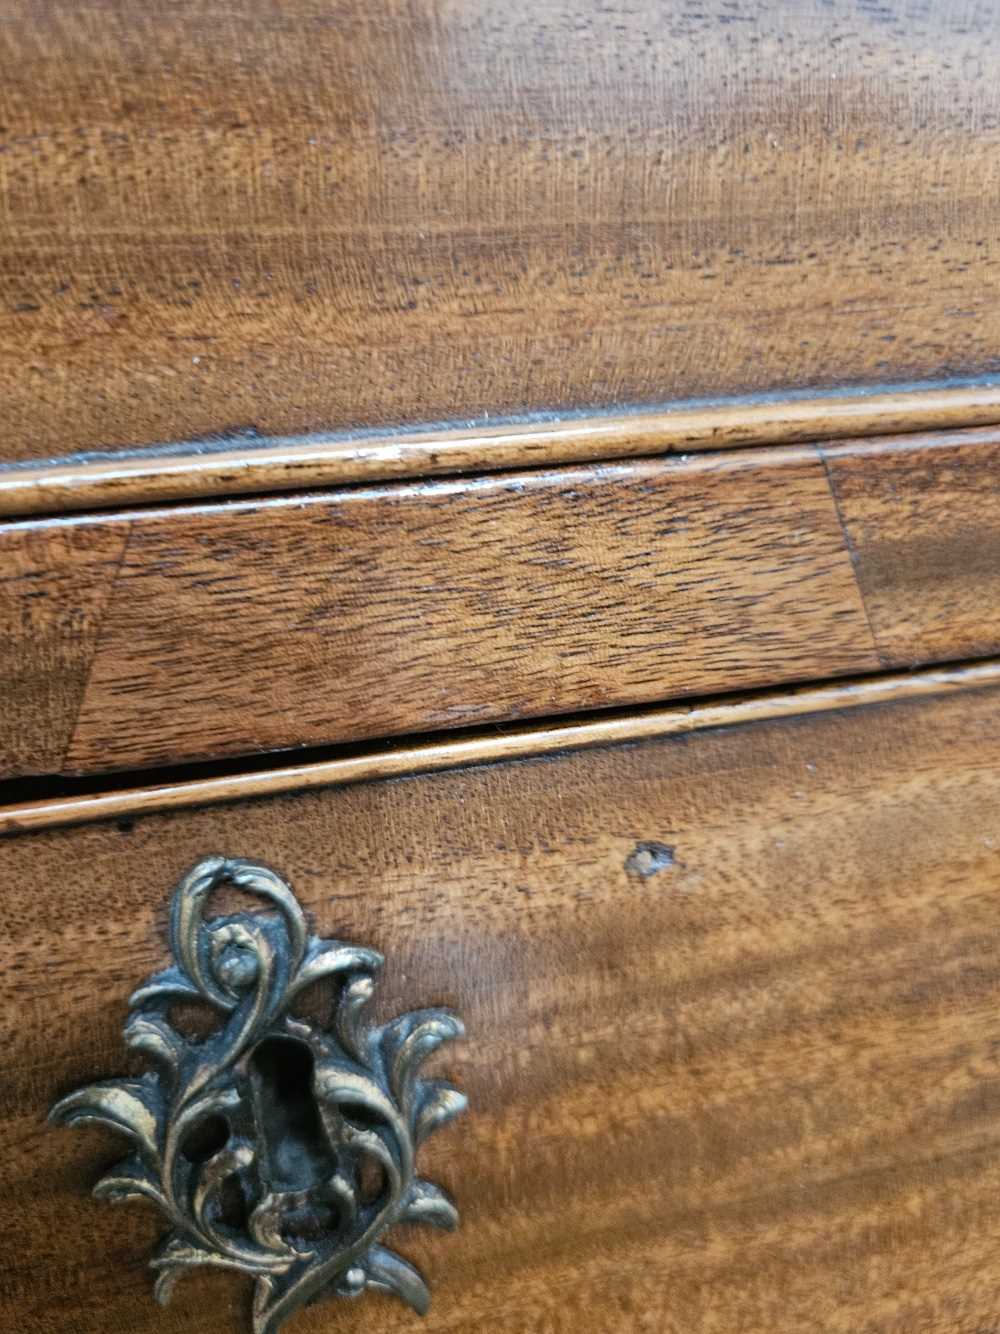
(2, 383, 1000, 518)
(3, 659, 998, 835)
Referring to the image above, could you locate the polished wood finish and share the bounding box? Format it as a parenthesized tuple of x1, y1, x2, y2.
(3, 660, 997, 837)
(4, 383, 1000, 519)
(0, 520, 129, 777)
(824, 430, 1000, 667)
(3, 674, 1000, 1333)
(2, 443, 878, 779)
(5, 429, 1000, 782)
(4, 2, 1000, 462)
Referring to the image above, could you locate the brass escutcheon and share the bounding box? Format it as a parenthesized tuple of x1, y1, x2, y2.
(51, 855, 466, 1334)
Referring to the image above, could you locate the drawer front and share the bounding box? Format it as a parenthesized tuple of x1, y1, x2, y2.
(3, 674, 1000, 1332)
(2, 3, 1000, 463)
(4, 430, 1000, 780)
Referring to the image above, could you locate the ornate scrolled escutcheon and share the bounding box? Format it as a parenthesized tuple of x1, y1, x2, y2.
(50, 856, 467, 1334)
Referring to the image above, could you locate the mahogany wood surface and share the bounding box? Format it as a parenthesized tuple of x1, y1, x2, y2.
(0, 519, 130, 777)
(3, 1, 1000, 462)
(3, 673, 1000, 1332)
(2, 429, 1000, 781)
(3, 442, 873, 779)
(823, 429, 1000, 667)
(4, 661, 996, 836)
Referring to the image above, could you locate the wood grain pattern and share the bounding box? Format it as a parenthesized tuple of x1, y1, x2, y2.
(1, 444, 880, 779)
(4, 428, 1000, 782)
(824, 429, 1000, 667)
(0, 520, 129, 776)
(4, 660, 998, 836)
(3, 676, 1000, 1332)
(4, 2, 1000, 461)
(4, 383, 1000, 519)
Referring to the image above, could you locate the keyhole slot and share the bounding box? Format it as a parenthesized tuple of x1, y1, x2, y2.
(250, 1037, 337, 1193)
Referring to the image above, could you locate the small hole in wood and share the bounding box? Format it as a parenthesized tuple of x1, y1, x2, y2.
(625, 840, 676, 878)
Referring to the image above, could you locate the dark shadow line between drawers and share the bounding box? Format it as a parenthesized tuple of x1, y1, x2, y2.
(2, 656, 999, 836)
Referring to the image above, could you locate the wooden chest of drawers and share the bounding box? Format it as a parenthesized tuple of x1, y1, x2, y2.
(3, 3, 1000, 1332)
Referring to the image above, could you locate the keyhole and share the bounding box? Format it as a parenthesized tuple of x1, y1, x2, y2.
(250, 1038, 337, 1193)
